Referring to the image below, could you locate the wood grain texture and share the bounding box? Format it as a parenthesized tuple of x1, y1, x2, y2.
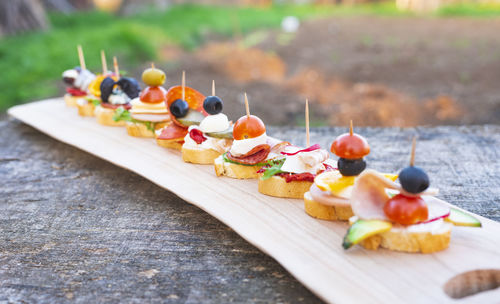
(5, 99, 500, 303)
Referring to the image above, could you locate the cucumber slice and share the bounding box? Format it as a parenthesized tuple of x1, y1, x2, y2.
(205, 126, 233, 139)
(343, 220, 392, 249)
(177, 109, 205, 126)
(445, 208, 482, 227)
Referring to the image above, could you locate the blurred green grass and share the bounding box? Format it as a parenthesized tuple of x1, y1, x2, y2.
(1, 2, 500, 111)
(0, 4, 334, 111)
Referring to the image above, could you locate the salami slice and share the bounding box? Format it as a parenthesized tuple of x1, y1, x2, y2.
(226, 144, 271, 165)
(157, 123, 188, 140)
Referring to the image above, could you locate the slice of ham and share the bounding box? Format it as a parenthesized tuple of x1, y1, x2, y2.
(130, 113, 170, 122)
(101, 103, 132, 110)
(157, 123, 188, 140)
(226, 144, 270, 165)
(351, 169, 448, 222)
(309, 184, 350, 207)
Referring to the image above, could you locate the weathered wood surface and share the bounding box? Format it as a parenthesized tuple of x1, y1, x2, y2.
(1, 107, 499, 303)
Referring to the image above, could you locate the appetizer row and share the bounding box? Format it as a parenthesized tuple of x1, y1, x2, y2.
(62, 46, 481, 254)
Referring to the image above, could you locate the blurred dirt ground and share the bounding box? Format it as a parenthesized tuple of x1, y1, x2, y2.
(156, 16, 500, 127)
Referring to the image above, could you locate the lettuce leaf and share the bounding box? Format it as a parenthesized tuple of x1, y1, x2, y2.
(260, 158, 285, 180)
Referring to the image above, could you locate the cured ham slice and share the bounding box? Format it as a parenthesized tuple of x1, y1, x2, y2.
(351, 169, 450, 222)
(157, 123, 188, 140)
(226, 144, 271, 165)
(130, 113, 170, 122)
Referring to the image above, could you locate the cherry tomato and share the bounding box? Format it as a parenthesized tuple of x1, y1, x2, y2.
(233, 115, 266, 140)
(140, 86, 166, 104)
(384, 194, 428, 225)
(330, 133, 370, 159)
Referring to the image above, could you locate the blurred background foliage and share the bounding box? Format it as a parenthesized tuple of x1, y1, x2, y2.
(1, 0, 500, 126)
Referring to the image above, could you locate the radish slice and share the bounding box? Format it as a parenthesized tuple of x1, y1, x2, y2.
(281, 144, 321, 155)
(418, 196, 451, 224)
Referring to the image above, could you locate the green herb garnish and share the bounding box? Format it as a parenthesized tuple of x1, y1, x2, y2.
(260, 158, 286, 180)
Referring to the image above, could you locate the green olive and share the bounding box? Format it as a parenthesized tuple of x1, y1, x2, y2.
(142, 67, 166, 86)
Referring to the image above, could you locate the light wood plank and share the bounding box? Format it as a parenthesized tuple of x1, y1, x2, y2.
(8, 99, 500, 303)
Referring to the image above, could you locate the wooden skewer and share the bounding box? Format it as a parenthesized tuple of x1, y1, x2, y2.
(100, 50, 107, 75)
(182, 70, 185, 101)
(77, 45, 86, 70)
(113, 56, 120, 79)
(151, 62, 155, 69)
(410, 136, 417, 166)
(212, 80, 215, 96)
(244, 93, 250, 118)
(349, 120, 353, 136)
(305, 99, 310, 147)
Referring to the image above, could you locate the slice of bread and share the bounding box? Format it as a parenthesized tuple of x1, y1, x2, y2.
(258, 175, 312, 199)
(64, 94, 79, 107)
(77, 102, 95, 117)
(156, 138, 183, 151)
(95, 106, 126, 127)
(182, 145, 222, 165)
(351, 218, 453, 253)
(214, 155, 261, 179)
(304, 192, 354, 221)
(126, 121, 167, 138)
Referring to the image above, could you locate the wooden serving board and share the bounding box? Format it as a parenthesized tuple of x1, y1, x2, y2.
(8, 99, 500, 303)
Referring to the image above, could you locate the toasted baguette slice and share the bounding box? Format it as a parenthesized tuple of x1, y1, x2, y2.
(258, 175, 312, 199)
(126, 121, 167, 138)
(214, 155, 261, 179)
(350, 217, 453, 253)
(64, 94, 80, 107)
(156, 138, 183, 151)
(95, 106, 126, 127)
(304, 192, 353, 220)
(182, 145, 222, 165)
(77, 101, 95, 117)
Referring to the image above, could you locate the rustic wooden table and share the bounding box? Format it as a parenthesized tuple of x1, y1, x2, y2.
(1, 115, 499, 303)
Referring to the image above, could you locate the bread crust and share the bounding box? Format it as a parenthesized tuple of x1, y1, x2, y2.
(258, 175, 312, 199)
(77, 101, 95, 117)
(126, 121, 167, 138)
(354, 221, 452, 253)
(64, 94, 80, 107)
(156, 138, 183, 150)
(214, 155, 261, 179)
(304, 192, 353, 220)
(182, 145, 222, 165)
(95, 106, 126, 127)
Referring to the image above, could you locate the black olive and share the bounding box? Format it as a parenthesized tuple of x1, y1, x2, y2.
(338, 158, 366, 176)
(117, 77, 141, 99)
(170, 99, 189, 118)
(399, 166, 429, 194)
(62, 77, 75, 86)
(203, 96, 223, 115)
(100, 77, 116, 103)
